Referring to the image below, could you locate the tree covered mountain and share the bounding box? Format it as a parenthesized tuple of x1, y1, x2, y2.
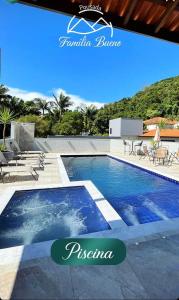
(0, 76, 179, 137)
(94, 76, 179, 134)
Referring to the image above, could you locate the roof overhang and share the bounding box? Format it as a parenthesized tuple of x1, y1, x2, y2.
(142, 129, 179, 137)
(16, 0, 179, 44)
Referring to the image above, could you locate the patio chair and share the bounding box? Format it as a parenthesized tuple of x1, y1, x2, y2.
(30, 156, 45, 170)
(139, 145, 154, 161)
(6, 140, 45, 162)
(123, 140, 131, 154)
(154, 147, 169, 165)
(134, 141, 143, 154)
(169, 149, 179, 164)
(7, 140, 45, 158)
(0, 163, 38, 183)
(0, 151, 44, 171)
(7, 141, 45, 163)
(6, 140, 45, 158)
(0, 165, 10, 183)
(0, 151, 21, 166)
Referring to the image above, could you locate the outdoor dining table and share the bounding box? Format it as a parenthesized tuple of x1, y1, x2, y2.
(129, 140, 136, 155)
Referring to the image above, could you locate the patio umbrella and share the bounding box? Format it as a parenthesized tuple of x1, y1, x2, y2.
(154, 126, 160, 143)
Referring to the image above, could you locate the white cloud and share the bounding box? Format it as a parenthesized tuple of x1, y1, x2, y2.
(54, 88, 104, 109)
(7, 86, 104, 109)
(7, 87, 48, 102)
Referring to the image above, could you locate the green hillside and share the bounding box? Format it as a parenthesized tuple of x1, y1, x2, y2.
(94, 76, 179, 134)
(0, 76, 179, 137)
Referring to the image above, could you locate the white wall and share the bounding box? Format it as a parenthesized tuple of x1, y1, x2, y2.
(174, 123, 179, 129)
(11, 122, 21, 144)
(110, 138, 179, 153)
(147, 124, 174, 130)
(3, 136, 179, 155)
(121, 119, 143, 136)
(159, 141, 179, 152)
(34, 137, 111, 153)
(8, 120, 179, 154)
(109, 118, 143, 137)
(11, 122, 35, 150)
(110, 138, 145, 153)
(109, 119, 122, 137)
(110, 139, 124, 153)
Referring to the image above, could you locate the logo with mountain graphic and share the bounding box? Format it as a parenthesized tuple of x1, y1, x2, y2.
(67, 9, 113, 38)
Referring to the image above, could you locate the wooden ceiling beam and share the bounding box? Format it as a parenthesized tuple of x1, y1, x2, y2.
(123, 0, 138, 25)
(155, 0, 179, 33)
(110, 14, 179, 43)
(104, 0, 113, 13)
(148, 0, 179, 10)
(170, 17, 179, 31)
(120, 0, 130, 17)
(16, 0, 179, 44)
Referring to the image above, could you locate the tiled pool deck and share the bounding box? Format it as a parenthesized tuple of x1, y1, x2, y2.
(0, 152, 179, 299)
(114, 151, 179, 181)
(0, 153, 62, 194)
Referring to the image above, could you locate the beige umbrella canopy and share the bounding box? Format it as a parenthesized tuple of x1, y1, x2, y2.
(154, 126, 160, 143)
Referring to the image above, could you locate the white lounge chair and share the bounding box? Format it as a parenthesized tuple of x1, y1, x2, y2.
(0, 151, 21, 166)
(0, 151, 42, 179)
(0, 165, 10, 183)
(7, 140, 45, 158)
(0, 164, 38, 183)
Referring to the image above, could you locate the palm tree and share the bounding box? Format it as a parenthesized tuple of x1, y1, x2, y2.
(24, 100, 40, 115)
(80, 104, 97, 134)
(5, 96, 25, 117)
(0, 85, 8, 98)
(0, 107, 14, 146)
(0, 85, 9, 107)
(50, 92, 73, 120)
(34, 98, 49, 116)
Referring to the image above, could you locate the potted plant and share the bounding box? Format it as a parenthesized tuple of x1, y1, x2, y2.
(0, 144, 6, 152)
(150, 140, 158, 150)
(0, 107, 15, 160)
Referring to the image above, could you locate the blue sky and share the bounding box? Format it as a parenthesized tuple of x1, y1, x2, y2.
(0, 0, 179, 107)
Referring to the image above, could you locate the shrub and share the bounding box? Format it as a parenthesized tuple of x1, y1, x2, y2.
(52, 111, 83, 135)
(17, 115, 50, 137)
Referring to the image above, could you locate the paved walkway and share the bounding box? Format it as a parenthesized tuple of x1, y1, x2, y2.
(111, 151, 179, 181)
(1, 234, 179, 299)
(0, 153, 61, 194)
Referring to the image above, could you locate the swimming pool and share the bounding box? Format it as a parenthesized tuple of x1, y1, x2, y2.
(0, 186, 110, 249)
(62, 155, 179, 226)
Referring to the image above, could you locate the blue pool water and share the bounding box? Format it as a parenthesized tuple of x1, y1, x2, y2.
(0, 186, 110, 249)
(62, 155, 179, 226)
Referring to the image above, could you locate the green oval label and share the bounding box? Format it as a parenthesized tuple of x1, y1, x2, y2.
(51, 238, 126, 265)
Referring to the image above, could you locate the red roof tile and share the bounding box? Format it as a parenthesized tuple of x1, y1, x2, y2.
(142, 129, 179, 138)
